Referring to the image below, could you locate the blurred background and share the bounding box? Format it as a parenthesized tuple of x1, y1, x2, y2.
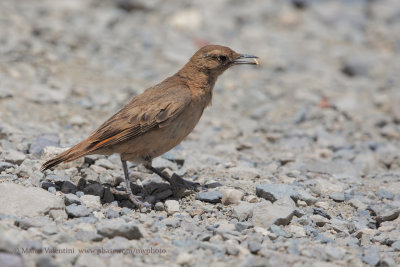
(0, 0, 400, 266)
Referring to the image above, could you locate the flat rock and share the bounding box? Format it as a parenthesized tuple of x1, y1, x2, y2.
(2, 150, 25, 165)
(0, 183, 64, 217)
(256, 184, 298, 203)
(80, 195, 102, 210)
(195, 191, 222, 203)
(97, 218, 143, 240)
(65, 204, 90, 218)
(329, 192, 345, 202)
(252, 197, 296, 229)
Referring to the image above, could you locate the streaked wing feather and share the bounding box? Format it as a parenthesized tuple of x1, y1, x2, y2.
(87, 82, 191, 151)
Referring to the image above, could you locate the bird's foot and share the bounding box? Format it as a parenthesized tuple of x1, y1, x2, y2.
(110, 188, 151, 210)
(169, 173, 204, 191)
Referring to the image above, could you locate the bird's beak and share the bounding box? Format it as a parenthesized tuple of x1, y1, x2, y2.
(233, 54, 259, 65)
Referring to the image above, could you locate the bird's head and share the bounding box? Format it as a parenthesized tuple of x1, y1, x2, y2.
(188, 45, 258, 76)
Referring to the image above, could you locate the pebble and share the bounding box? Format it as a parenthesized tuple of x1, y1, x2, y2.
(195, 191, 222, 203)
(2, 150, 25, 165)
(64, 193, 81, 205)
(256, 184, 298, 203)
(154, 202, 165, 211)
(220, 188, 244, 205)
(65, 204, 90, 218)
(329, 192, 346, 202)
(97, 219, 143, 240)
(252, 198, 296, 228)
(80, 195, 102, 210)
(83, 183, 104, 197)
(29, 134, 59, 156)
(362, 246, 380, 266)
(164, 200, 180, 215)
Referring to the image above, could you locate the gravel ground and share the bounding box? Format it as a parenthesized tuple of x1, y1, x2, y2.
(1, 0, 400, 266)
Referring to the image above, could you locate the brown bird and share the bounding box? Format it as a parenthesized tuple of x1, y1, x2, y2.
(41, 45, 258, 208)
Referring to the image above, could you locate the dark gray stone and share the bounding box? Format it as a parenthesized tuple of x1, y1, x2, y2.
(61, 181, 77, 194)
(195, 191, 222, 203)
(83, 183, 104, 197)
(65, 204, 90, 218)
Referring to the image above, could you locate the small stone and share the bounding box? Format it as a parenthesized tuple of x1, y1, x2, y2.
(106, 209, 120, 219)
(252, 198, 296, 228)
(2, 150, 25, 165)
(102, 188, 114, 203)
(165, 200, 180, 215)
(48, 210, 68, 221)
(311, 214, 330, 227)
(176, 252, 195, 267)
(244, 195, 259, 203)
(220, 188, 243, 205)
(48, 187, 56, 195)
(80, 195, 102, 210)
(225, 240, 240, 256)
(83, 183, 104, 197)
(362, 246, 380, 266)
(248, 241, 261, 254)
(0, 161, 15, 172)
(65, 204, 90, 218)
(164, 217, 180, 228)
(232, 202, 257, 221)
(64, 193, 81, 205)
(97, 218, 143, 240)
(195, 191, 222, 203)
(391, 240, 400, 251)
(154, 202, 164, 211)
(29, 134, 59, 156)
(287, 225, 307, 237)
(235, 222, 253, 232)
(0, 253, 23, 267)
(377, 189, 394, 200)
(256, 184, 298, 203)
(329, 192, 345, 202)
(269, 225, 291, 238)
(61, 181, 77, 194)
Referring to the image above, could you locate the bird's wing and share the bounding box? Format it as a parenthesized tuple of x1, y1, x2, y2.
(86, 81, 192, 151)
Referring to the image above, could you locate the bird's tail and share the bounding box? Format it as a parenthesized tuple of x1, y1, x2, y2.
(40, 141, 91, 171)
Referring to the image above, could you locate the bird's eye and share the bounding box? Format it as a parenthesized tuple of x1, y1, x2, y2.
(218, 55, 227, 62)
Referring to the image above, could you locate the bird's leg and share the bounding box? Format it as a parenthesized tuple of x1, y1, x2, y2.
(145, 163, 203, 191)
(116, 158, 150, 209)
